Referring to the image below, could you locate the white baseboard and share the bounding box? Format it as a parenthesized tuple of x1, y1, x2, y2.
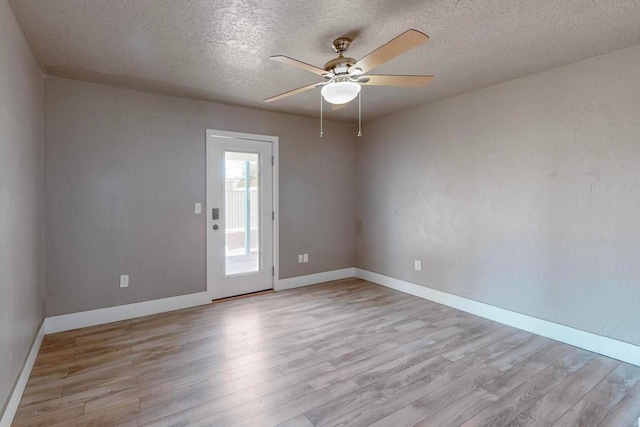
(355, 268, 640, 367)
(1, 270, 356, 426)
(275, 267, 355, 291)
(4, 267, 636, 427)
(44, 291, 211, 334)
(1, 322, 45, 427)
(44, 267, 358, 335)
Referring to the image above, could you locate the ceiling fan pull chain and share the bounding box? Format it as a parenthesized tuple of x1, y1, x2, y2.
(320, 92, 324, 137)
(358, 89, 362, 137)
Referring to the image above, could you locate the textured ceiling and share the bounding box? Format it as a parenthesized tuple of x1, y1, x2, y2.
(8, 0, 640, 122)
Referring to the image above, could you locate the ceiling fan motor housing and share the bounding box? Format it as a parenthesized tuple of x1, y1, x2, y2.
(324, 37, 357, 75)
(324, 56, 357, 74)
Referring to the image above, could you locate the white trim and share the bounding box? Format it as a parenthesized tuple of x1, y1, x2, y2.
(1, 322, 45, 427)
(355, 268, 640, 366)
(44, 292, 210, 334)
(4, 267, 637, 427)
(272, 139, 280, 287)
(275, 268, 355, 291)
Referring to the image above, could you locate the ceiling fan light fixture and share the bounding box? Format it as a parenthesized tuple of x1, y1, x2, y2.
(321, 80, 361, 105)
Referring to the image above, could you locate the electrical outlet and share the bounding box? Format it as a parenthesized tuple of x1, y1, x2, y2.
(303, 253, 309, 263)
(195, 203, 202, 214)
(120, 275, 129, 288)
(298, 254, 303, 263)
(414, 260, 422, 271)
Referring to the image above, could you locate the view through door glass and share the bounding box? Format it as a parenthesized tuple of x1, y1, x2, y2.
(224, 151, 260, 275)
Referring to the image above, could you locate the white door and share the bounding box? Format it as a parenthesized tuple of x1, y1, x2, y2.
(206, 130, 275, 300)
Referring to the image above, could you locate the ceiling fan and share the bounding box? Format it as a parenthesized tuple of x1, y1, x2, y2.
(263, 29, 434, 108)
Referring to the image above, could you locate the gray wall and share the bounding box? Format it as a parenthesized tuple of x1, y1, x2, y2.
(0, 0, 44, 415)
(45, 77, 355, 316)
(356, 44, 640, 346)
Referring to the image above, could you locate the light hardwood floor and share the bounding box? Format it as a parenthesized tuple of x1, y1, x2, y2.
(12, 278, 640, 426)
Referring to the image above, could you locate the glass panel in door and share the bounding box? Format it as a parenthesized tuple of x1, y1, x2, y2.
(224, 151, 260, 276)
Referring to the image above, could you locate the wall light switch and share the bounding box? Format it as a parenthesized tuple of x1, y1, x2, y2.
(195, 203, 202, 214)
(120, 275, 129, 288)
(414, 260, 422, 271)
(298, 254, 303, 263)
(303, 253, 309, 263)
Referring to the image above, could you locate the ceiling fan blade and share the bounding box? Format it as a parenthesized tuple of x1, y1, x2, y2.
(270, 55, 328, 76)
(349, 29, 429, 74)
(360, 75, 434, 87)
(263, 82, 324, 103)
(332, 103, 348, 111)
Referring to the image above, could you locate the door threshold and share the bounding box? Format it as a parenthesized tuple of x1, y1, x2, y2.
(213, 289, 274, 303)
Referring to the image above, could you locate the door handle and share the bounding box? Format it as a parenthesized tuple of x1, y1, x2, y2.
(213, 224, 219, 230)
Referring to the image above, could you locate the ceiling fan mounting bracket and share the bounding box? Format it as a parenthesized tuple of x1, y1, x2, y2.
(331, 37, 351, 54)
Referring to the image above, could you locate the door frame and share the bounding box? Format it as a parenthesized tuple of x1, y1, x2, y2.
(205, 129, 279, 300)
